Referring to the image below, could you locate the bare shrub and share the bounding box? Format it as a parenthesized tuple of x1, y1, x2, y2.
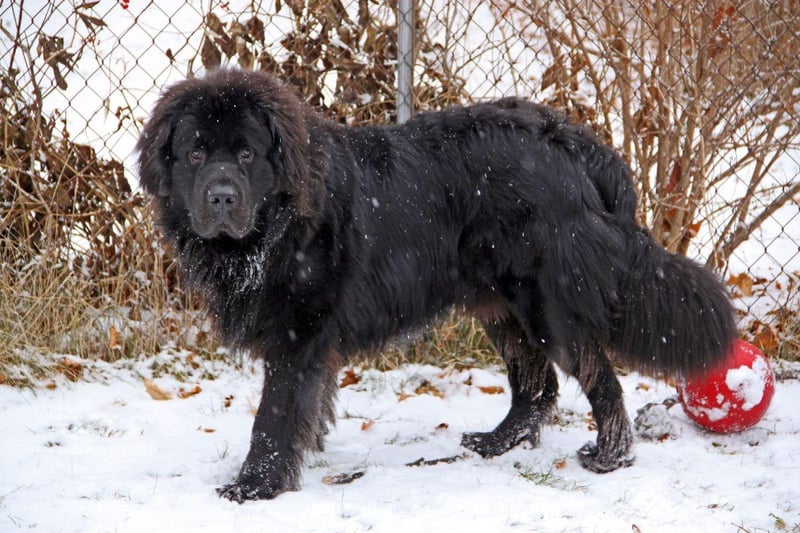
(419, 0, 800, 267)
(0, 1, 478, 375)
(0, 4, 203, 373)
(193, 0, 467, 123)
(1, 0, 797, 372)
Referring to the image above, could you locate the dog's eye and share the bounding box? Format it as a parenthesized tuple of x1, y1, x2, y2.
(239, 147, 254, 163)
(189, 148, 205, 164)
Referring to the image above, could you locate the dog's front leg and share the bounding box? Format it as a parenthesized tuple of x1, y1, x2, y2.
(218, 346, 336, 502)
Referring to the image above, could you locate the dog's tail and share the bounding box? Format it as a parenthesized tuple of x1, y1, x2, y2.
(583, 143, 736, 378)
(609, 223, 737, 379)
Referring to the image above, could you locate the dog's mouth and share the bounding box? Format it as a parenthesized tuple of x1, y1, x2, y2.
(194, 219, 252, 240)
(191, 206, 255, 240)
(192, 175, 255, 239)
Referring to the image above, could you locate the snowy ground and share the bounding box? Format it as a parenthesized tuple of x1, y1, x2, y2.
(2, 354, 798, 532)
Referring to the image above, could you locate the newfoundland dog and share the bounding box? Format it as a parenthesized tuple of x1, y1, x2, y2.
(137, 68, 735, 502)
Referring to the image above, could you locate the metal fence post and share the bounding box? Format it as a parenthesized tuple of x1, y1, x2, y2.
(397, 0, 414, 124)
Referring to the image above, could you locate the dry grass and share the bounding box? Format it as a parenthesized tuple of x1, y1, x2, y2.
(775, 313, 800, 362)
(0, 232, 218, 386)
(2, 0, 798, 387)
(368, 311, 499, 371)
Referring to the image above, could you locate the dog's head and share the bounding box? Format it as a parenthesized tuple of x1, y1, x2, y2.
(136, 69, 319, 240)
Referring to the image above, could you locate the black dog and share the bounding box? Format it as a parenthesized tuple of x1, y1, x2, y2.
(137, 68, 736, 502)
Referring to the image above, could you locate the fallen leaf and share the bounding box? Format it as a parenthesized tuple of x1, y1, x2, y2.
(322, 471, 365, 485)
(435, 422, 449, 431)
(178, 385, 202, 399)
(185, 353, 200, 369)
(478, 386, 505, 395)
(196, 426, 216, 433)
(636, 382, 651, 391)
(339, 368, 361, 388)
(398, 392, 414, 402)
(223, 395, 234, 408)
(361, 419, 375, 431)
(46, 382, 57, 390)
(109, 325, 122, 351)
(554, 458, 568, 470)
(57, 357, 83, 382)
(143, 378, 172, 400)
(415, 381, 444, 398)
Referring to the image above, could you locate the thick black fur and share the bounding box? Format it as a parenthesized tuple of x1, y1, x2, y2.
(136, 69, 736, 501)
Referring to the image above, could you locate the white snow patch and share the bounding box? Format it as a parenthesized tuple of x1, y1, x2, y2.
(726, 358, 770, 411)
(1, 358, 798, 532)
(683, 400, 731, 423)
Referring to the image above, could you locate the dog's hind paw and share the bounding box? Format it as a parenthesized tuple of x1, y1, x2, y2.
(576, 442, 635, 473)
(461, 427, 536, 458)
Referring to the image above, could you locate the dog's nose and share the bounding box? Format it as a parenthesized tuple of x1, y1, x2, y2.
(207, 182, 239, 212)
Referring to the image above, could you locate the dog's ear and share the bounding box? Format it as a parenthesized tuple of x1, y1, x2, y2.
(136, 89, 182, 197)
(247, 71, 324, 218)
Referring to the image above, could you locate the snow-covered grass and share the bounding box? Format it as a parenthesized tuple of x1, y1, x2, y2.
(2, 354, 798, 532)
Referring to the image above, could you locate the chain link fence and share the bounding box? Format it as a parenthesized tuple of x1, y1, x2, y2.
(1, 0, 798, 360)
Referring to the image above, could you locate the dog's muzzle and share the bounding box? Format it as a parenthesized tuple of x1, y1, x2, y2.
(192, 164, 252, 239)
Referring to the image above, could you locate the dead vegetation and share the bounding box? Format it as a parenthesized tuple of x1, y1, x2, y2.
(0, 3, 209, 384)
(496, 0, 800, 266)
(1, 1, 798, 385)
(193, 0, 467, 123)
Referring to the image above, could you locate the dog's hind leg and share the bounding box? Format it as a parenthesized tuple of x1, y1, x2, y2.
(461, 316, 559, 457)
(568, 343, 635, 473)
(500, 279, 634, 472)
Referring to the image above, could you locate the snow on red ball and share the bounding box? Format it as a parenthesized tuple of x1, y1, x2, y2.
(677, 339, 775, 433)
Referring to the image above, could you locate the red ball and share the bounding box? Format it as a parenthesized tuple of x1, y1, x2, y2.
(677, 339, 775, 433)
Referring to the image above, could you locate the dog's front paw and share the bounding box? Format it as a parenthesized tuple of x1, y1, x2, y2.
(576, 442, 635, 473)
(217, 474, 293, 502)
(217, 480, 277, 503)
(217, 460, 297, 502)
(462, 431, 498, 457)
